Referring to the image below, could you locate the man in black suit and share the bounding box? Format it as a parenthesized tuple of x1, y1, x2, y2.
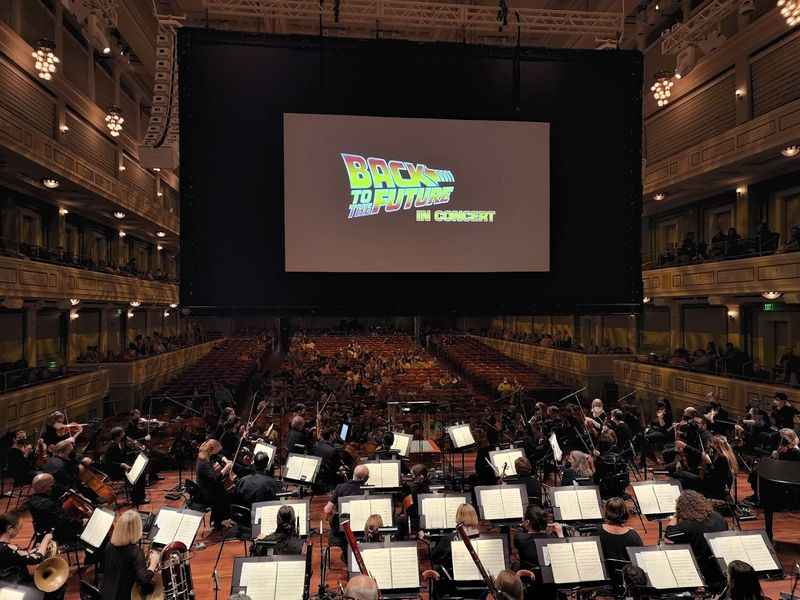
(234, 452, 280, 505)
(27, 473, 84, 544)
(286, 416, 310, 454)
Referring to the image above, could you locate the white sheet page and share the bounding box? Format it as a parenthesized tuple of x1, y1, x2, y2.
(573, 541, 604, 581)
(451, 541, 480, 581)
(276, 561, 306, 600)
(476, 539, 506, 580)
(547, 543, 580, 584)
(654, 484, 679, 514)
(634, 485, 659, 515)
(554, 490, 581, 521)
(174, 512, 202, 547)
(80, 508, 114, 548)
(371, 499, 393, 528)
(126, 454, 149, 485)
(361, 548, 393, 590)
(420, 497, 445, 530)
(500, 488, 523, 519)
(445, 497, 465, 528)
(740, 535, 778, 572)
(390, 546, 420, 588)
(636, 551, 677, 589)
(575, 489, 601, 519)
(665, 549, 703, 588)
(240, 561, 277, 600)
(479, 489, 504, 521)
(152, 509, 180, 545)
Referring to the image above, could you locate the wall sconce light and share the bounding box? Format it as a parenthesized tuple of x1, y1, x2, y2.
(69, 298, 80, 306)
(69, 309, 79, 320)
(129, 300, 141, 308)
(643, 296, 652, 304)
(58, 207, 69, 216)
(727, 309, 739, 319)
(761, 291, 783, 300)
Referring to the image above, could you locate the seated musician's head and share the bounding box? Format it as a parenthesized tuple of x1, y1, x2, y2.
(291, 416, 305, 432)
(774, 392, 789, 408)
(674, 490, 712, 524)
(780, 428, 799, 449)
(53, 439, 74, 458)
(110, 426, 125, 443)
(32, 473, 54, 495)
(683, 407, 697, 421)
(494, 569, 523, 600)
(621, 565, 649, 600)
(568, 451, 594, 477)
(382, 431, 394, 449)
(455, 504, 479, 531)
(728, 560, 763, 600)
(0, 511, 22, 539)
(364, 514, 383, 542)
(604, 497, 629, 525)
(253, 452, 270, 472)
(523, 505, 548, 533)
(610, 409, 624, 423)
(591, 398, 604, 414)
(110, 510, 144, 547)
(344, 574, 378, 600)
(130, 409, 141, 421)
(354, 464, 370, 483)
(48, 411, 65, 426)
(514, 457, 532, 478)
(199, 439, 222, 458)
(411, 464, 428, 482)
(276, 505, 296, 536)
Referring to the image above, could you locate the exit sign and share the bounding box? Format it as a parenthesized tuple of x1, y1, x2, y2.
(764, 303, 780, 312)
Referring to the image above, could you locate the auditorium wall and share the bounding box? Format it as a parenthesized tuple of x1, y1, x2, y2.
(127, 311, 146, 343)
(641, 306, 670, 353)
(750, 308, 800, 372)
(0, 311, 23, 364)
(683, 305, 728, 351)
(73, 309, 99, 356)
(36, 309, 63, 366)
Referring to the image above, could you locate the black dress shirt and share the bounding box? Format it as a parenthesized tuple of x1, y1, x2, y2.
(27, 492, 83, 543)
(100, 543, 155, 600)
(234, 472, 279, 505)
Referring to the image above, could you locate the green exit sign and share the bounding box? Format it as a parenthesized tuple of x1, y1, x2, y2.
(764, 303, 780, 312)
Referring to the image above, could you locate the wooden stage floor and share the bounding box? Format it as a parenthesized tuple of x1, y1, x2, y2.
(6, 465, 800, 599)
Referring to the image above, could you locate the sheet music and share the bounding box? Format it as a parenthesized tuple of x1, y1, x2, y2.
(547, 543, 581, 583)
(636, 551, 677, 589)
(665, 549, 703, 588)
(153, 509, 181, 545)
(173, 512, 202, 547)
(390, 546, 420, 588)
(420, 497, 446, 529)
(492, 450, 523, 476)
(451, 539, 505, 581)
(375, 463, 399, 488)
(240, 561, 278, 600)
(654, 484, 680, 514)
(0, 590, 26, 600)
(391, 433, 412, 457)
(500, 487, 523, 519)
(576, 489, 601, 519)
(573, 541, 604, 581)
(361, 548, 393, 590)
(554, 490, 581, 520)
(254, 443, 276, 466)
(286, 456, 317, 482)
(80, 508, 114, 548)
(709, 535, 778, 572)
(478, 489, 504, 520)
(634, 484, 659, 515)
(549, 432, 563, 462)
(125, 453, 149, 485)
(348, 499, 392, 532)
(450, 426, 474, 448)
(256, 503, 308, 536)
(445, 497, 464, 528)
(276, 561, 306, 600)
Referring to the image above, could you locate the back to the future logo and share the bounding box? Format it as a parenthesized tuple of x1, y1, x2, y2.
(341, 153, 455, 219)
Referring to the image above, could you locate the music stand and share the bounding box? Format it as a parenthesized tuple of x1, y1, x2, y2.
(534, 536, 608, 586)
(252, 498, 311, 539)
(489, 447, 526, 478)
(346, 539, 421, 597)
(230, 555, 309, 600)
(450, 533, 508, 595)
(361, 460, 401, 491)
(446, 424, 474, 488)
(283, 453, 322, 487)
(79, 506, 115, 558)
(0, 582, 43, 600)
(474, 484, 527, 525)
(418, 492, 470, 532)
(338, 494, 394, 533)
(548, 485, 603, 523)
(705, 530, 783, 579)
(150, 506, 203, 548)
(390, 432, 413, 458)
(253, 442, 277, 470)
(631, 479, 682, 541)
(627, 544, 705, 591)
(125, 453, 149, 486)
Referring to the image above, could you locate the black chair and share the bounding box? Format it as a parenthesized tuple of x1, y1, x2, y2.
(229, 504, 252, 554)
(183, 479, 212, 533)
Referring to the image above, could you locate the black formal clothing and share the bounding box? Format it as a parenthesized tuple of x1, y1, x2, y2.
(6, 447, 34, 485)
(125, 421, 146, 441)
(196, 458, 231, 527)
(253, 532, 304, 556)
(220, 430, 240, 460)
(773, 405, 797, 429)
(598, 527, 643, 588)
(102, 442, 146, 504)
(332, 479, 364, 507)
(101, 543, 155, 600)
(474, 446, 496, 486)
(27, 492, 83, 543)
(286, 429, 310, 454)
(0, 540, 65, 600)
(609, 421, 633, 452)
(234, 471, 279, 505)
(665, 512, 726, 588)
(700, 455, 733, 500)
(44, 455, 80, 494)
(514, 531, 553, 570)
(778, 446, 800, 461)
(517, 475, 542, 500)
(43, 425, 62, 448)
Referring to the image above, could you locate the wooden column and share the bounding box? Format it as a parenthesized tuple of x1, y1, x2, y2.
(23, 303, 38, 368)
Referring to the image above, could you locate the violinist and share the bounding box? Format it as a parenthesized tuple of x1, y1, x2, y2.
(703, 396, 731, 436)
(102, 427, 146, 506)
(43, 411, 81, 449)
(644, 399, 673, 461)
(44, 439, 92, 496)
(513, 504, 563, 571)
(27, 474, 84, 544)
(233, 452, 279, 505)
(697, 435, 737, 500)
(219, 416, 241, 459)
(6, 430, 35, 486)
(584, 398, 607, 433)
(211, 407, 236, 440)
(196, 439, 233, 530)
(312, 428, 340, 490)
(607, 409, 633, 453)
(772, 428, 800, 461)
(0, 512, 61, 600)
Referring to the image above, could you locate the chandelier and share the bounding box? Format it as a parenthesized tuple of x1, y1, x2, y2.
(32, 39, 58, 80)
(777, 0, 799, 27)
(651, 72, 674, 107)
(105, 106, 124, 137)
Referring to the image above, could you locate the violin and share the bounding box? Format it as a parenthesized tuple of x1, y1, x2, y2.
(54, 422, 85, 438)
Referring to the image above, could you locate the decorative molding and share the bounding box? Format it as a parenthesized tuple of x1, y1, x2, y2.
(642, 252, 800, 298)
(0, 255, 178, 304)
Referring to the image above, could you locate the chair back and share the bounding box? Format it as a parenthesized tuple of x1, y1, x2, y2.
(230, 504, 251, 527)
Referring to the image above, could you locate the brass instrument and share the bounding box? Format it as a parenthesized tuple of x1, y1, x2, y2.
(34, 539, 70, 593)
(132, 542, 194, 600)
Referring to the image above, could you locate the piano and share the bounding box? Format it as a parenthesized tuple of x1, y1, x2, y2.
(756, 458, 800, 540)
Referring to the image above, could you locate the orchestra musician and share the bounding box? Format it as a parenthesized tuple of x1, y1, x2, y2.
(44, 438, 92, 496)
(597, 498, 642, 588)
(363, 514, 384, 543)
(102, 427, 147, 506)
(372, 431, 399, 460)
(100, 510, 160, 600)
(233, 452, 279, 505)
(698, 435, 738, 500)
(513, 457, 541, 500)
(606, 409, 633, 453)
(494, 570, 525, 600)
(726, 560, 765, 600)
(513, 504, 563, 572)
(324, 464, 369, 548)
(196, 439, 234, 530)
(703, 394, 731, 436)
(211, 407, 236, 440)
(771, 392, 797, 429)
(43, 411, 81, 449)
(644, 398, 673, 461)
(430, 504, 481, 573)
(0, 512, 61, 600)
(344, 574, 379, 600)
(6, 430, 36, 485)
(27, 474, 85, 544)
(561, 450, 594, 486)
(286, 416, 310, 454)
(772, 428, 800, 461)
(253, 505, 303, 556)
(312, 428, 340, 490)
(219, 416, 241, 459)
(584, 398, 607, 432)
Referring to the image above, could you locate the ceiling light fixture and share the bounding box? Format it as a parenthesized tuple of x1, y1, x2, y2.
(58, 207, 69, 216)
(654, 192, 666, 201)
(69, 298, 80, 306)
(782, 145, 800, 158)
(156, 231, 166, 238)
(651, 71, 674, 107)
(777, 0, 799, 26)
(105, 106, 124, 137)
(113, 211, 125, 219)
(32, 39, 59, 80)
(169, 303, 178, 309)
(153, 167, 161, 172)
(42, 178, 59, 189)
(163, 310, 170, 318)
(130, 301, 141, 308)
(762, 291, 783, 300)
(118, 230, 126, 238)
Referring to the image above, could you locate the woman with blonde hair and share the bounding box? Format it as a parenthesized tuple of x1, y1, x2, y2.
(430, 503, 480, 573)
(699, 435, 737, 500)
(364, 514, 384, 543)
(196, 439, 233, 530)
(101, 510, 160, 600)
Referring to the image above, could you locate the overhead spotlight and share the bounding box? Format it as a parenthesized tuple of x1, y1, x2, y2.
(782, 145, 800, 158)
(762, 291, 783, 300)
(169, 303, 178, 309)
(58, 207, 69, 216)
(736, 185, 747, 196)
(105, 106, 124, 137)
(69, 298, 80, 306)
(42, 178, 60, 189)
(130, 300, 141, 308)
(156, 231, 166, 238)
(113, 211, 125, 219)
(32, 39, 59, 80)
(118, 230, 126, 238)
(777, 0, 800, 27)
(654, 192, 666, 201)
(674, 45, 697, 79)
(643, 296, 652, 304)
(651, 72, 674, 107)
